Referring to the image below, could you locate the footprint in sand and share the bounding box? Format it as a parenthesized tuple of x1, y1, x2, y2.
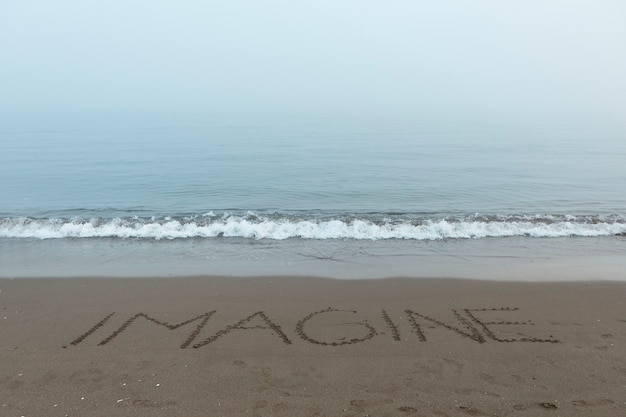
(253, 399, 268, 410)
(272, 402, 288, 412)
(536, 402, 558, 410)
(350, 399, 366, 411)
(477, 372, 497, 384)
(454, 388, 500, 398)
(571, 399, 615, 407)
(457, 405, 491, 416)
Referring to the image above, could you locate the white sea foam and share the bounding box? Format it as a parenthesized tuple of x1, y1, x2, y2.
(1, 215, 625, 240)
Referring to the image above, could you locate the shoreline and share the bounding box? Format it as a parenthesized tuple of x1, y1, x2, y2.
(2, 276, 626, 416)
(2, 235, 626, 281)
(3, 273, 626, 282)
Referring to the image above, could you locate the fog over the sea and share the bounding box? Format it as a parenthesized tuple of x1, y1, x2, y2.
(1, 0, 624, 127)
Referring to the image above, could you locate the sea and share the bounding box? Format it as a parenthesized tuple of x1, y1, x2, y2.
(1, 118, 625, 279)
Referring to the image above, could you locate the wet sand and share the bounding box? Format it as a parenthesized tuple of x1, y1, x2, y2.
(1, 276, 626, 416)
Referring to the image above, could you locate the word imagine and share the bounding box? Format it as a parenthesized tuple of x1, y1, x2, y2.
(67, 306, 559, 349)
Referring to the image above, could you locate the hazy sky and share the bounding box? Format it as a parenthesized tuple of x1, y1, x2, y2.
(1, 0, 625, 126)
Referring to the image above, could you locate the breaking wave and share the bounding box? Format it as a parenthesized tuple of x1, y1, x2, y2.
(1, 213, 625, 240)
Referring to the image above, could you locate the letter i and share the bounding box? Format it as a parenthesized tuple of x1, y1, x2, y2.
(381, 310, 401, 341)
(67, 312, 115, 346)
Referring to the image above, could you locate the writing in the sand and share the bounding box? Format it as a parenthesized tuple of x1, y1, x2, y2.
(67, 307, 559, 348)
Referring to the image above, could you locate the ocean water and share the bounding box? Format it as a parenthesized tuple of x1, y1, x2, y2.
(1, 120, 625, 278)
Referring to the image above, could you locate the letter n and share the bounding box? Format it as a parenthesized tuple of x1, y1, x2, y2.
(404, 309, 485, 343)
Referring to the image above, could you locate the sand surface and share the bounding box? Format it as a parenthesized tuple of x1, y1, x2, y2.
(1, 276, 626, 416)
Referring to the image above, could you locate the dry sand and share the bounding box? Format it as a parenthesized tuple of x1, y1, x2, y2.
(1, 276, 626, 416)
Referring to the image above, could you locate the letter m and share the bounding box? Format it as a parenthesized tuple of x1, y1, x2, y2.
(90, 312, 216, 349)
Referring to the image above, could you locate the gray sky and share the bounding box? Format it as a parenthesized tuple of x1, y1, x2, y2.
(1, 0, 625, 126)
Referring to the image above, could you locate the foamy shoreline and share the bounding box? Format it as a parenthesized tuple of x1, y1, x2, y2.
(3, 213, 625, 240)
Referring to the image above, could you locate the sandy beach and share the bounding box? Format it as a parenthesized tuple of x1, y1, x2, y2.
(1, 276, 626, 416)
(3, 1, 626, 416)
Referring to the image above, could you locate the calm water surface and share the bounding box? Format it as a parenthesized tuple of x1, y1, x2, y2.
(2, 122, 625, 217)
(1, 120, 624, 277)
